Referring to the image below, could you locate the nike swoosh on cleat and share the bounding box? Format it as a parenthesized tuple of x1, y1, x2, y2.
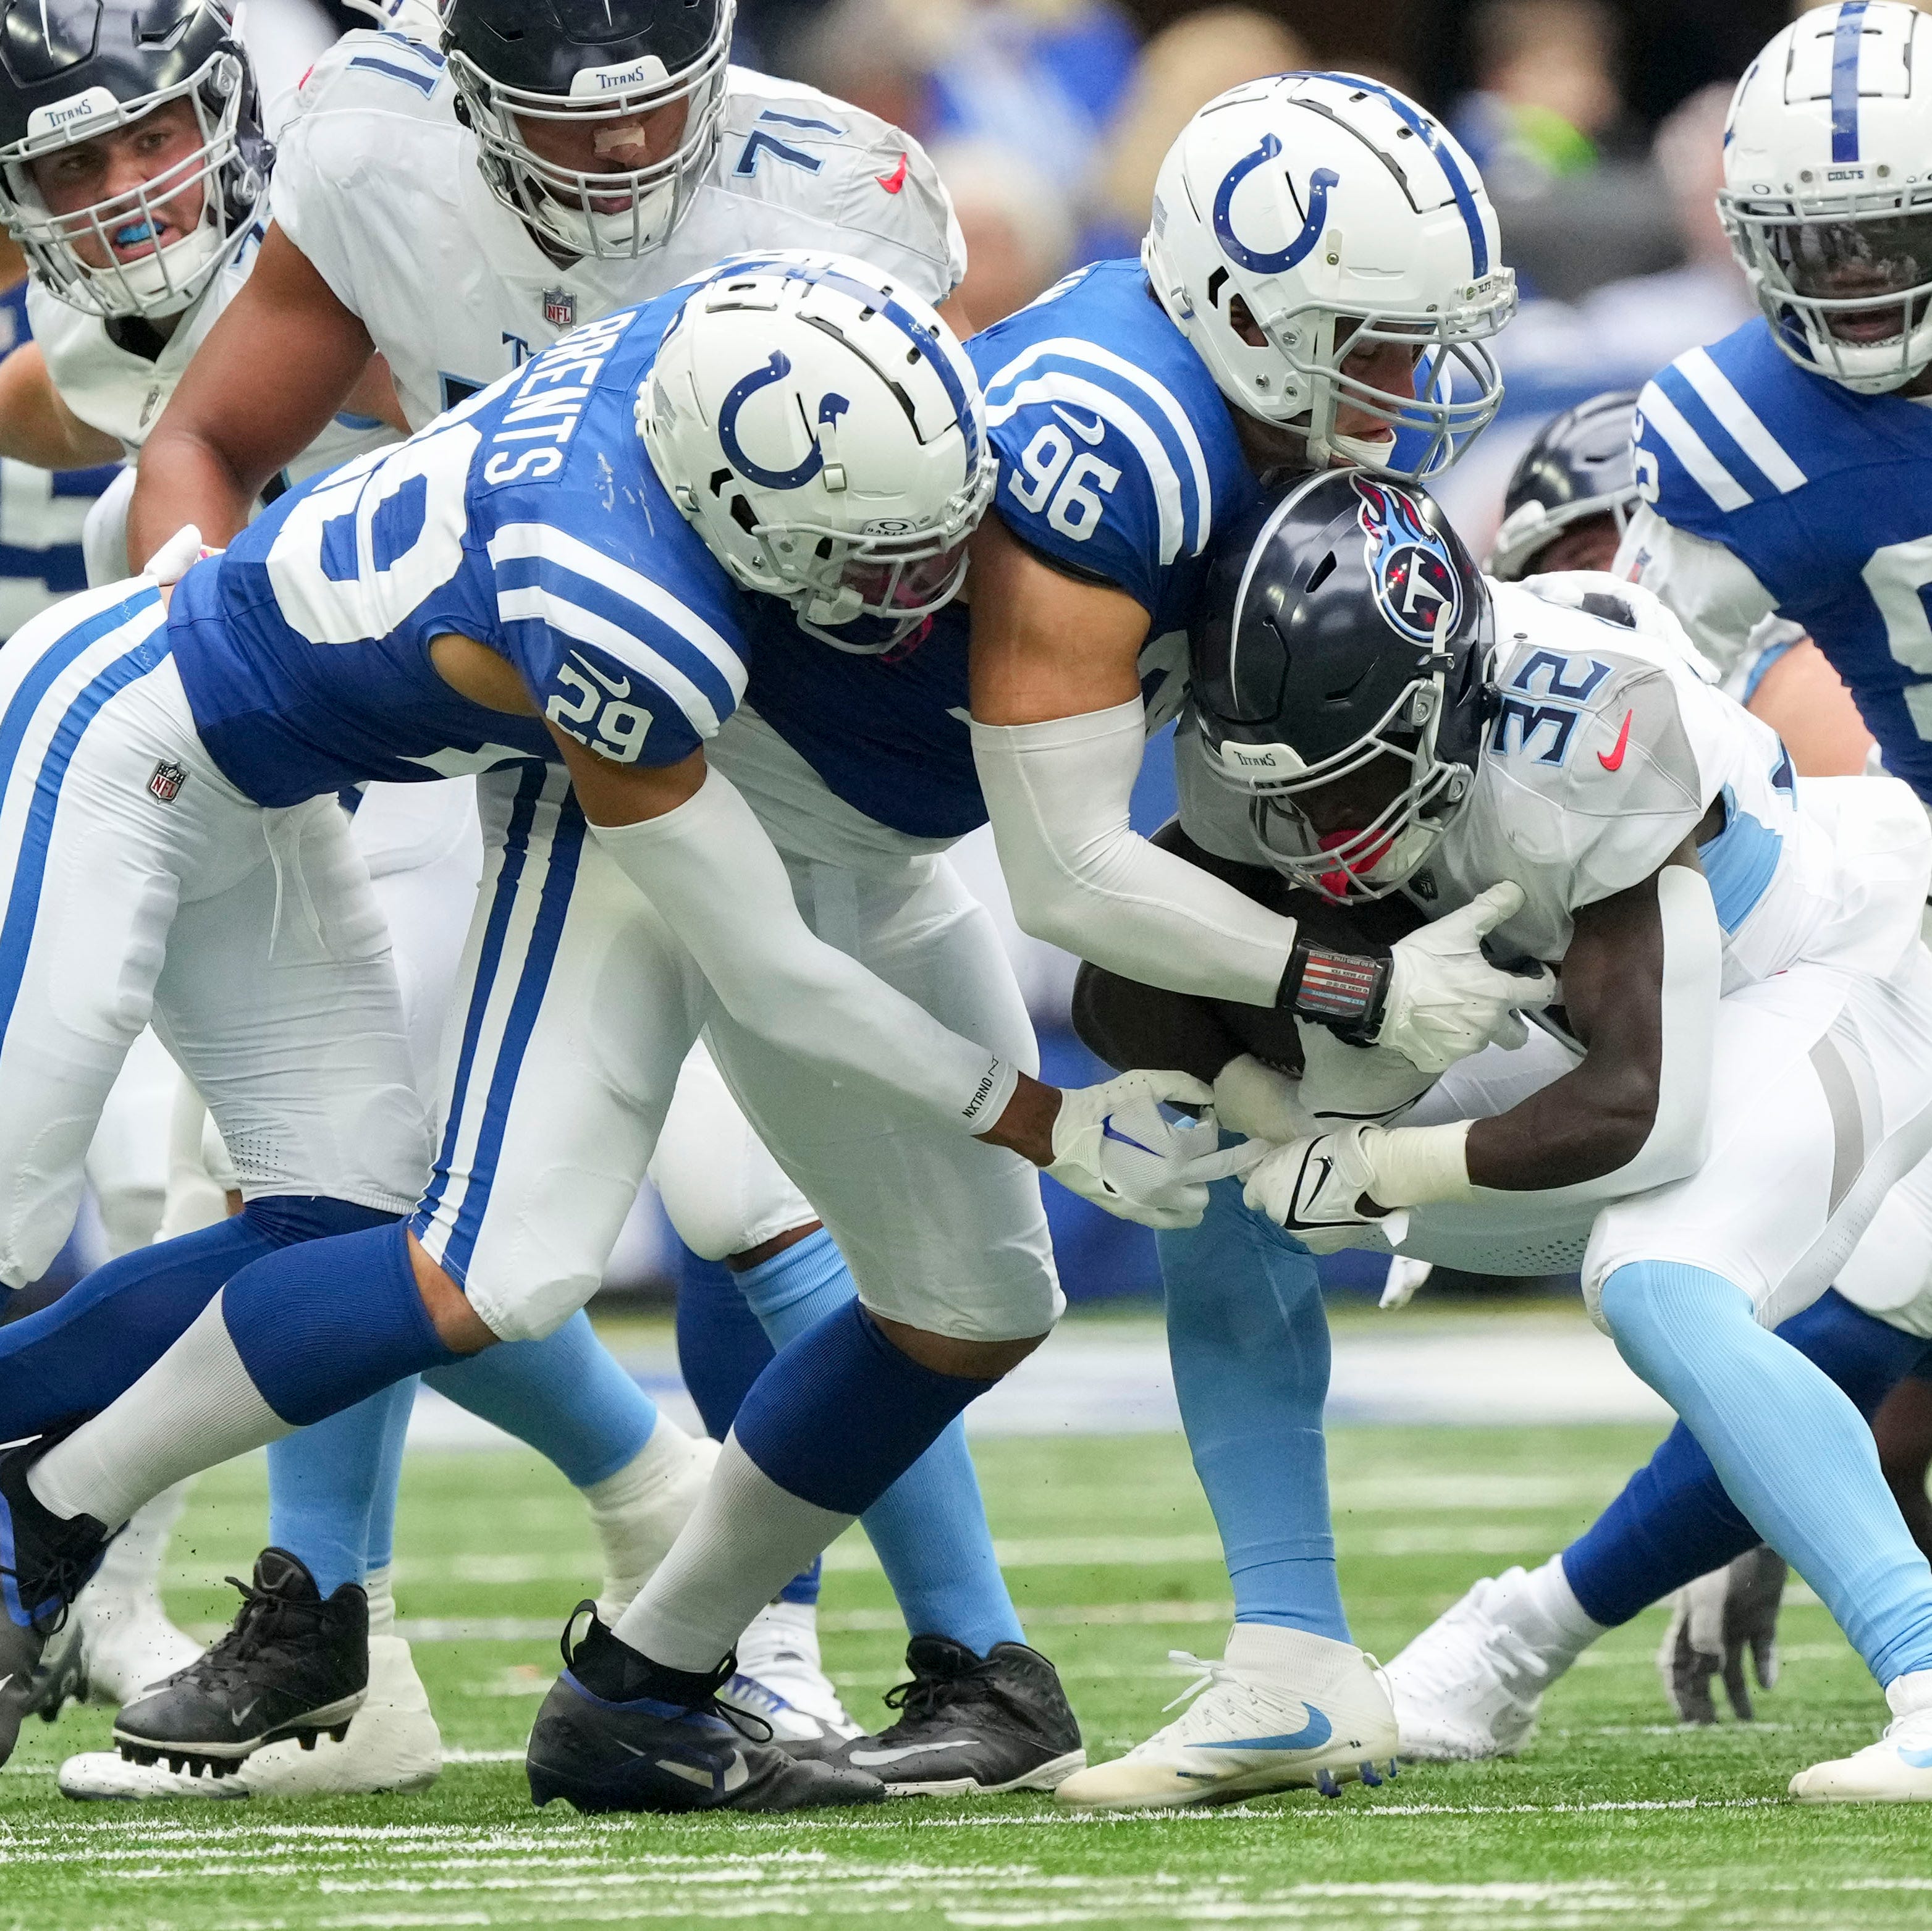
(1199, 1706, 1333, 1752)
(230, 1701, 260, 1729)
(0, 1675, 12, 1694)
(876, 153, 909, 193)
(1597, 709, 1634, 773)
(1898, 1746, 1932, 1768)
(1050, 403, 1106, 445)
(850, 1738, 978, 1767)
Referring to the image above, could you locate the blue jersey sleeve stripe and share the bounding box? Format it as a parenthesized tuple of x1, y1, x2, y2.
(1674, 348, 1808, 494)
(498, 584, 732, 738)
(1833, 2, 1869, 164)
(486, 522, 748, 705)
(1653, 365, 1780, 505)
(1306, 72, 1489, 279)
(1637, 378, 1755, 513)
(982, 337, 1212, 554)
(491, 552, 741, 723)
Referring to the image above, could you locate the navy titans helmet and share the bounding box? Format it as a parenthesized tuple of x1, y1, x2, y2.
(1486, 390, 1640, 582)
(1191, 468, 1495, 901)
(0, 0, 267, 318)
(444, 0, 735, 263)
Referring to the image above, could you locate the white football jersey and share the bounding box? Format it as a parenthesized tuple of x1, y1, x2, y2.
(1179, 576, 1931, 988)
(28, 227, 394, 480)
(270, 32, 968, 431)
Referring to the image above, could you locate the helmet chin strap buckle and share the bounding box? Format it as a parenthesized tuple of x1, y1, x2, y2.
(803, 583, 863, 628)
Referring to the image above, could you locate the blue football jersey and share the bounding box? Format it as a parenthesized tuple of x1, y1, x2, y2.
(1635, 318, 1932, 800)
(170, 293, 755, 807)
(971, 259, 1257, 722)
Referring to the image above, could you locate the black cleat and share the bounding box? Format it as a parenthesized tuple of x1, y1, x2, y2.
(111, 1549, 367, 1776)
(526, 1604, 887, 1814)
(838, 1637, 1086, 1796)
(23, 1613, 89, 1723)
(0, 1436, 111, 1765)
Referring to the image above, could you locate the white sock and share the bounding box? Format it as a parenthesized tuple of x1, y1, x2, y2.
(1510, 1555, 1608, 1670)
(90, 1481, 190, 1597)
(365, 1562, 397, 1639)
(29, 1294, 292, 1529)
(612, 1432, 850, 1673)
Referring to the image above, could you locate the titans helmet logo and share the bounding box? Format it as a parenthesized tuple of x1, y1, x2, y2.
(1353, 477, 1462, 645)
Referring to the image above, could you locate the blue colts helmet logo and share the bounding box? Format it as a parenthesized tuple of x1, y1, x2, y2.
(717, 351, 851, 490)
(1212, 133, 1339, 276)
(1354, 477, 1462, 645)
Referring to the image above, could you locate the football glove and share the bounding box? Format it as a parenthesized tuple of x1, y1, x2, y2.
(1374, 883, 1558, 1076)
(1658, 1545, 1786, 1724)
(1047, 1071, 1251, 1231)
(1241, 1125, 1412, 1255)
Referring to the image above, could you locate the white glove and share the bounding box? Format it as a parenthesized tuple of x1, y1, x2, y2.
(1380, 1255, 1433, 1309)
(1376, 883, 1558, 1076)
(1210, 1054, 1318, 1142)
(1047, 1071, 1251, 1230)
(145, 523, 222, 589)
(1241, 1127, 1412, 1254)
(341, 0, 447, 35)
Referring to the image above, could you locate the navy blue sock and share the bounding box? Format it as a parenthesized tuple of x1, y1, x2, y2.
(0, 1196, 396, 1435)
(733, 1299, 993, 1518)
(675, 1246, 774, 1437)
(1566, 1287, 1932, 1627)
(673, 1243, 818, 1605)
(222, 1221, 463, 1428)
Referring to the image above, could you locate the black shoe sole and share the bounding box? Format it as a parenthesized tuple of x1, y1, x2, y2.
(112, 1691, 367, 1777)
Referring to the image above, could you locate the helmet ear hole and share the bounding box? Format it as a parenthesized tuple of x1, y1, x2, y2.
(728, 495, 757, 535)
(1304, 550, 1337, 595)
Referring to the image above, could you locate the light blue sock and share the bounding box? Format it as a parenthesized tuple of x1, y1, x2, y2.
(266, 1381, 418, 1599)
(423, 1311, 658, 1488)
(736, 1229, 1024, 1655)
(1600, 1261, 1932, 1685)
(1157, 1177, 1347, 1641)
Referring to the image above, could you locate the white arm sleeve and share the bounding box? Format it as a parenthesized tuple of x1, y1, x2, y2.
(590, 769, 1018, 1136)
(1616, 504, 1779, 684)
(970, 699, 1299, 1004)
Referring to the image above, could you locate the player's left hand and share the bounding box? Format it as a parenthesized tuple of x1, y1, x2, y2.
(1658, 1545, 1787, 1724)
(1047, 1071, 1253, 1231)
(1241, 1126, 1411, 1254)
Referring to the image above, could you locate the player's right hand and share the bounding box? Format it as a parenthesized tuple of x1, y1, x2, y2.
(1047, 1071, 1249, 1231)
(1658, 1546, 1786, 1724)
(1241, 1127, 1411, 1255)
(1373, 883, 1558, 1076)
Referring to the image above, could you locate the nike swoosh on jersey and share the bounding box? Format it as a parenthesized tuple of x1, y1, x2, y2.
(1196, 1706, 1333, 1753)
(876, 153, 909, 193)
(575, 654, 633, 700)
(850, 1738, 979, 1766)
(1050, 403, 1106, 445)
(1598, 709, 1634, 772)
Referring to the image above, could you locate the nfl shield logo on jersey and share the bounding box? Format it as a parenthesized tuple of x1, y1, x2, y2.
(148, 760, 187, 803)
(544, 288, 577, 329)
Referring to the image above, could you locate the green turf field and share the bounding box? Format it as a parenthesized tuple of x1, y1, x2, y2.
(2, 1413, 1926, 1931)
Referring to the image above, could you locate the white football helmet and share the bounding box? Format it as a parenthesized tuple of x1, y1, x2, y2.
(1721, 2, 1932, 393)
(1143, 72, 1516, 479)
(639, 253, 995, 649)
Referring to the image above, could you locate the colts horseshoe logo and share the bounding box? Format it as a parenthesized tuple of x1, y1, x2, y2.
(1212, 134, 1339, 276)
(717, 351, 851, 490)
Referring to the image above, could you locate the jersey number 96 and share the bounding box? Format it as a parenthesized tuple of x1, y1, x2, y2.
(1007, 423, 1120, 542)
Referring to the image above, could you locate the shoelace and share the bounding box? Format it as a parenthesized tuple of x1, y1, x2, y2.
(1, 1547, 94, 1637)
(882, 1652, 1006, 1727)
(185, 1575, 314, 1690)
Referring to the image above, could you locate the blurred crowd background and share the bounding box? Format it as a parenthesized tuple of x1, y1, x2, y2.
(11, 0, 1858, 1306)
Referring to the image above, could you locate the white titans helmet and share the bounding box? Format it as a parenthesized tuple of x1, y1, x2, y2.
(638, 253, 995, 650)
(1142, 71, 1516, 479)
(1722, 2, 1932, 393)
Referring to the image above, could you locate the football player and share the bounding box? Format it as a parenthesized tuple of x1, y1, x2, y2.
(96, 0, 1042, 1787)
(955, 73, 1546, 1809)
(0, 0, 745, 1801)
(1485, 391, 1641, 581)
(0, 257, 1225, 1803)
(1189, 470, 1932, 1804)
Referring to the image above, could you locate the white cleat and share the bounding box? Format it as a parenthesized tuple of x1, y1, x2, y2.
(1383, 1570, 1552, 1762)
(1790, 1673, 1932, 1803)
(718, 1599, 864, 1754)
(1054, 1625, 1398, 1811)
(58, 1635, 442, 1801)
(72, 1580, 205, 1707)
